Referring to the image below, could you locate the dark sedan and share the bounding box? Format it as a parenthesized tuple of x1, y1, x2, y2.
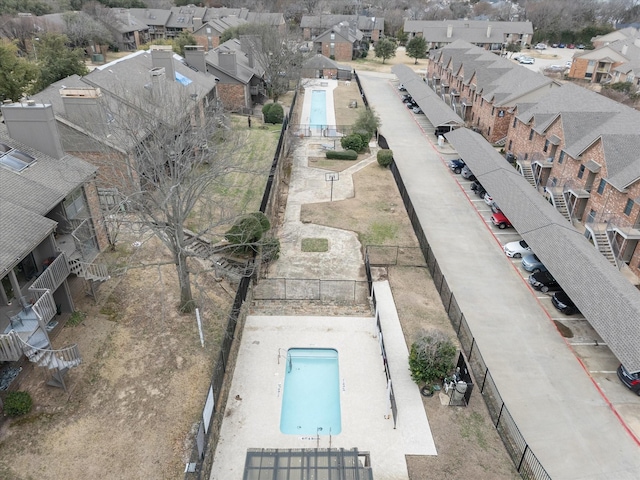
(448, 158, 466, 174)
(617, 364, 640, 395)
(551, 290, 579, 315)
(528, 271, 561, 293)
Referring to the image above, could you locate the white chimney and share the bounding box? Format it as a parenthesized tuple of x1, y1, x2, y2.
(447, 25, 453, 38)
(487, 25, 492, 38)
(622, 44, 629, 56)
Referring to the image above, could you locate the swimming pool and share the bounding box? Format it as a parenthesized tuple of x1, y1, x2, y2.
(309, 90, 327, 128)
(280, 348, 341, 435)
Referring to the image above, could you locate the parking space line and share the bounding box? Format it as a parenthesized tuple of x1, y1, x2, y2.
(570, 342, 608, 346)
(589, 371, 617, 374)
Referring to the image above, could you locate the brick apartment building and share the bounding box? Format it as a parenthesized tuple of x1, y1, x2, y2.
(427, 41, 640, 278)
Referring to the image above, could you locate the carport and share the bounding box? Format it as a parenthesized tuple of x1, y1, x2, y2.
(446, 127, 640, 374)
(392, 65, 463, 136)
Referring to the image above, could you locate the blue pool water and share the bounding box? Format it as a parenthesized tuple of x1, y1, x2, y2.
(309, 90, 327, 128)
(280, 348, 341, 435)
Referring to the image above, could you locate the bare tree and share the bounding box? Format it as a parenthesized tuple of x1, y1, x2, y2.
(89, 83, 267, 312)
(62, 11, 112, 50)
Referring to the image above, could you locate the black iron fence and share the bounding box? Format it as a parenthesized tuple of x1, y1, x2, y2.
(184, 91, 299, 480)
(386, 159, 551, 480)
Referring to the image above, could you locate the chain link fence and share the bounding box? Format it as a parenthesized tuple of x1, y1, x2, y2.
(254, 278, 370, 304)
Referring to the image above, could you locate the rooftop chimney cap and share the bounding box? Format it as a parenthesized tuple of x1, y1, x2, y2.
(27, 99, 36, 106)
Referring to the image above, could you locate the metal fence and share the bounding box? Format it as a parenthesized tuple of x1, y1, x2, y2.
(253, 278, 369, 304)
(387, 160, 551, 480)
(369, 285, 398, 429)
(184, 90, 299, 480)
(289, 124, 356, 138)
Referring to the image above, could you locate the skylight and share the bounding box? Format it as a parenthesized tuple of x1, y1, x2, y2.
(0, 146, 36, 172)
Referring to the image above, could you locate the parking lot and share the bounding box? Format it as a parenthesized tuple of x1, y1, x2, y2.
(393, 78, 640, 440)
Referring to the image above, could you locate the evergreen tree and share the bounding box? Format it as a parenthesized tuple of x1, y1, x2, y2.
(374, 38, 396, 64)
(406, 36, 427, 64)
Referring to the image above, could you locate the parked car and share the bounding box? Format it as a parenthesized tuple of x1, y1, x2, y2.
(470, 180, 485, 196)
(577, 44, 586, 49)
(406, 101, 417, 109)
(551, 290, 579, 315)
(551, 43, 559, 48)
(491, 211, 512, 229)
(617, 364, 640, 395)
(519, 56, 535, 64)
(567, 44, 575, 49)
(398, 84, 406, 91)
(461, 165, 476, 180)
(504, 240, 531, 258)
(534, 43, 547, 50)
(412, 106, 423, 114)
(401, 94, 412, 102)
(528, 271, 561, 292)
(435, 126, 452, 137)
(521, 254, 547, 272)
(558, 43, 566, 48)
(483, 192, 494, 206)
(448, 158, 466, 174)
(565, 60, 572, 69)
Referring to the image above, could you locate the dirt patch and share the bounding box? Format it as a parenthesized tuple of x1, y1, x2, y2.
(0, 229, 232, 480)
(554, 320, 574, 338)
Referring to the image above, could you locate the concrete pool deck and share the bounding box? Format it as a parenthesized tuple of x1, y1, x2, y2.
(209, 281, 436, 479)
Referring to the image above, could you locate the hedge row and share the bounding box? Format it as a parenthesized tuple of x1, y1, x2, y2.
(326, 149, 358, 160)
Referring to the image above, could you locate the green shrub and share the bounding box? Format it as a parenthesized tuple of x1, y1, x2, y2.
(340, 133, 364, 152)
(250, 211, 270, 233)
(377, 149, 393, 168)
(4, 391, 33, 417)
(326, 149, 358, 160)
(408, 330, 457, 386)
(265, 103, 284, 124)
(262, 103, 272, 116)
(355, 129, 371, 146)
(353, 108, 380, 140)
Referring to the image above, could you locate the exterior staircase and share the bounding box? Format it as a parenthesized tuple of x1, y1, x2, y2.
(591, 229, 618, 267)
(68, 258, 110, 282)
(549, 189, 571, 222)
(0, 252, 84, 389)
(519, 162, 536, 187)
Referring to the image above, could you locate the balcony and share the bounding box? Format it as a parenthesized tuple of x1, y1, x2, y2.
(31, 253, 70, 294)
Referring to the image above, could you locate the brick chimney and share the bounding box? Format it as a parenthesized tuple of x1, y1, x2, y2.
(1, 102, 65, 159)
(150, 45, 175, 81)
(219, 50, 237, 76)
(184, 45, 207, 72)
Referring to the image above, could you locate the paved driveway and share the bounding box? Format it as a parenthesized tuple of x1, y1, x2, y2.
(357, 70, 640, 480)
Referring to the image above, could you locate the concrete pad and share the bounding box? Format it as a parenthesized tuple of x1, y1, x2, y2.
(209, 314, 435, 480)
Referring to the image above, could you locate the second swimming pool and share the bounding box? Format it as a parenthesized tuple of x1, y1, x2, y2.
(280, 348, 341, 435)
(309, 90, 327, 128)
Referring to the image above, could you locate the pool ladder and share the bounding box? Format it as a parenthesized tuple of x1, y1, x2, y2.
(277, 348, 293, 373)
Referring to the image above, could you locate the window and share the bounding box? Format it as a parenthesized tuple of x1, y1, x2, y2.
(578, 164, 585, 179)
(543, 139, 549, 153)
(529, 129, 534, 141)
(498, 110, 504, 117)
(513, 117, 517, 128)
(524, 153, 528, 160)
(481, 98, 484, 106)
(508, 140, 513, 151)
(63, 187, 88, 220)
(597, 179, 606, 194)
(558, 151, 565, 164)
(330, 33, 335, 40)
(487, 126, 491, 136)
(624, 199, 634, 216)
(491, 107, 495, 116)
(588, 60, 596, 67)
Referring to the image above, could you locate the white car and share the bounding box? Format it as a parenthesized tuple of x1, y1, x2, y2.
(519, 56, 535, 65)
(503, 240, 532, 258)
(534, 43, 547, 50)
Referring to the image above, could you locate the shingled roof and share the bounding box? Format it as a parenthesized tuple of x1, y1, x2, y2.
(446, 127, 640, 373)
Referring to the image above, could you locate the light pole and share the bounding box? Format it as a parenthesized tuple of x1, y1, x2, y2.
(33, 37, 39, 61)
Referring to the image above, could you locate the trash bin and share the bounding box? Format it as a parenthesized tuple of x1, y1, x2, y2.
(450, 381, 468, 404)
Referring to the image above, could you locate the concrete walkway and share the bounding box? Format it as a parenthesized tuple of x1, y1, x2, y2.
(357, 70, 640, 480)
